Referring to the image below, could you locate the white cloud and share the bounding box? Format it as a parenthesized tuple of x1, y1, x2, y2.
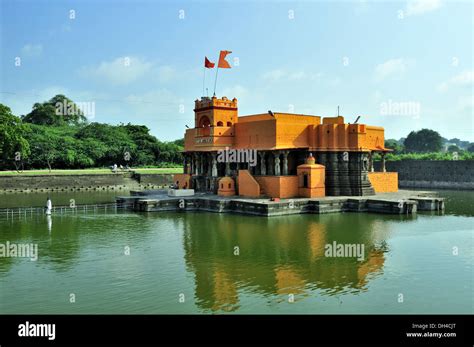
(374, 58, 409, 82)
(437, 70, 473, 92)
(406, 0, 442, 16)
(157, 66, 176, 82)
(288, 71, 306, 80)
(80, 56, 153, 85)
(262, 69, 287, 82)
(21, 44, 43, 57)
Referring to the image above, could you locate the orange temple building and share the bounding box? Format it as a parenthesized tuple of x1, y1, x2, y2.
(174, 96, 398, 198)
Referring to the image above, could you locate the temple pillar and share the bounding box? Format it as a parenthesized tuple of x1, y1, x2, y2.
(207, 154, 212, 177)
(267, 152, 274, 176)
(274, 152, 281, 176)
(259, 152, 266, 175)
(368, 152, 374, 172)
(282, 150, 289, 175)
(225, 162, 230, 176)
(381, 152, 386, 172)
(212, 153, 218, 177)
(199, 153, 205, 175)
(194, 154, 199, 175)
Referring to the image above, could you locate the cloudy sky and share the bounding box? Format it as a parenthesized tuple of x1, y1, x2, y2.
(1, 0, 472, 141)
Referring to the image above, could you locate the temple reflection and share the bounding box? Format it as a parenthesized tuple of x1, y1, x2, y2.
(183, 213, 389, 312)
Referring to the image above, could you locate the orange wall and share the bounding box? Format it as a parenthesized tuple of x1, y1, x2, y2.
(312, 122, 385, 152)
(275, 116, 317, 149)
(238, 170, 260, 197)
(235, 119, 276, 149)
(255, 176, 299, 198)
(184, 97, 386, 153)
(173, 174, 192, 189)
(368, 172, 398, 193)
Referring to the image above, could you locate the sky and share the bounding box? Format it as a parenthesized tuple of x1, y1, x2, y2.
(0, 0, 473, 142)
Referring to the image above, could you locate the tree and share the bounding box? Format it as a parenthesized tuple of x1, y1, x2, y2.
(22, 94, 87, 126)
(384, 139, 403, 153)
(404, 129, 442, 153)
(172, 138, 184, 147)
(0, 104, 30, 169)
(447, 145, 460, 153)
(26, 126, 62, 171)
(467, 143, 474, 153)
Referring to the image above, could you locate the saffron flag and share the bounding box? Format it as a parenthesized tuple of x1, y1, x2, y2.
(218, 50, 232, 68)
(204, 57, 215, 68)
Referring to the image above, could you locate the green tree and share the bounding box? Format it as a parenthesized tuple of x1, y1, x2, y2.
(384, 139, 403, 153)
(447, 145, 460, 153)
(0, 104, 30, 168)
(76, 123, 137, 166)
(467, 143, 474, 153)
(404, 129, 442, 153)
(22, 94, 87, 126)
(26, 125, 62, 171)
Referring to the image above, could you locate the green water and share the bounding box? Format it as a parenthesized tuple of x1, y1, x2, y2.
(0, 190, 472, 314)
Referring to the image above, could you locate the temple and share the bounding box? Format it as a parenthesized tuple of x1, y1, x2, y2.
(174, 96, 398, 198)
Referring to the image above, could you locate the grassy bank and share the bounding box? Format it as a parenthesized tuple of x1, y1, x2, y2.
(0, 168, 183, 176)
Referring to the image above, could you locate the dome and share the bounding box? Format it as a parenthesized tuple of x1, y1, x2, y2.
(219, 176, 234, 185)
(306, 153, 316, 165)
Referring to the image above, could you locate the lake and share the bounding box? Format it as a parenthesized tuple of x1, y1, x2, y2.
(0, 190, 472, 314)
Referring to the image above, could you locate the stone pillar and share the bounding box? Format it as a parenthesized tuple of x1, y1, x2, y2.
(274, 152, 281, 176)
(282, 150, 289, 175)
(381, 152, 386, 172)
(212, 153, 218, 177)
(194, 154, 199, 175)
(369, 152, 374, 172)
(207, 154, 212, 177)
(225, 162, 230, 176)
(259, 152, 266, 175)
(200, 154, 205, 175)
(267, 152, 274, 176)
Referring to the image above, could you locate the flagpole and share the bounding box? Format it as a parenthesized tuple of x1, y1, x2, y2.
(202, 65, 206, 97)
(213, 66, 219, 97)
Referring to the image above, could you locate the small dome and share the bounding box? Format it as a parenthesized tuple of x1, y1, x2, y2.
(219, 176, 234, 185)
(306, 153, 316, 165)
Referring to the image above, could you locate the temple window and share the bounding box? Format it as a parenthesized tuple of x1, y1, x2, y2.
(199, 116, 211, 128)
(227, 121, 232, 126)
(217, 121, 223, 126)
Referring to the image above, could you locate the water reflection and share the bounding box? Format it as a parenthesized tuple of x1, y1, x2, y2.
(182, 213, 393, 312)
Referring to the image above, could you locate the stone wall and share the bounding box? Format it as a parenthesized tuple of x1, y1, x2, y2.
(0, 173, 174, 193)
(134, 173, 174, 186)
(373, 160, 473, 190)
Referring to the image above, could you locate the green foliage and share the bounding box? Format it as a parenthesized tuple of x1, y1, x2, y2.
(467, 144, 474, 153)
(374, 152, 474, 161)
(0, 104, 31, 164)
(404, 129, 442, 153)
(384, 139, 404, 154)
(447, 145, 460, 153)
(22, 94, 87, 126)
(1, 98, 184, 170)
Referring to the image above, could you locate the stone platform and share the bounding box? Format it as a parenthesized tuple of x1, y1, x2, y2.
(116, 190, 445, 217)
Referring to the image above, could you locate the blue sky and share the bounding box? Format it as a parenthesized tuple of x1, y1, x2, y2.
(1, 0, 472, 141)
